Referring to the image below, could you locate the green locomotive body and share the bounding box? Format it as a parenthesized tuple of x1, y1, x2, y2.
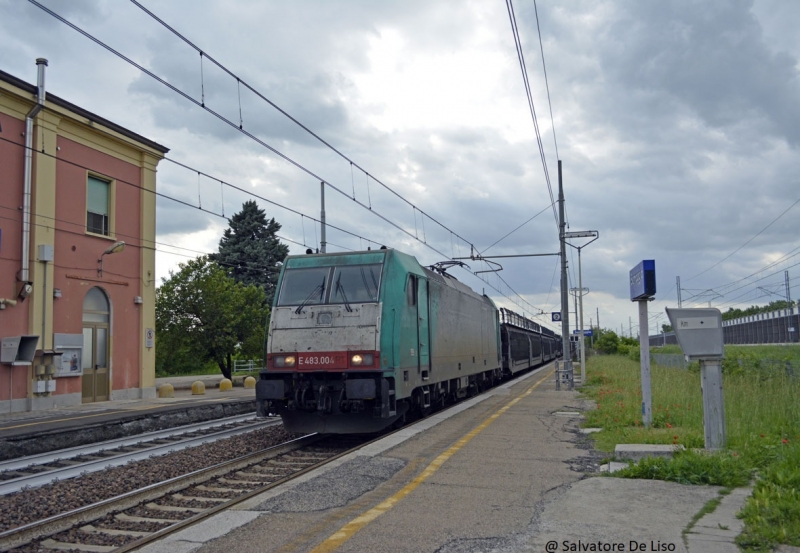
(256, 248, 502, 433)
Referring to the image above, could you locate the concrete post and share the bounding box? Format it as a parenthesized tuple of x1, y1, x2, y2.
(700, 359, 726, 449)
(638, 300, 652, 427)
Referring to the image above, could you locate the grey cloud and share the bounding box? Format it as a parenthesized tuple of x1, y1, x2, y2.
(599, 1, 800, 145)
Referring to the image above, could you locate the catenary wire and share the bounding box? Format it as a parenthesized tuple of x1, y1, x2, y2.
(126, 0, 476, 252)
(26, 0, 464, 263)
(504, 0, 558, 231)
(684, 197, 800, 282)
(532, 0, 559, 159)
(0, 133, 377, 254)
(25, 0, 559, 328)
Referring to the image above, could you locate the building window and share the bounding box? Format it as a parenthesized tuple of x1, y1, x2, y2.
(87, 175, 110, 235)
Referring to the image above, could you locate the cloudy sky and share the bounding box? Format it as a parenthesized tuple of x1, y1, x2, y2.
(2, 0, 799, 337)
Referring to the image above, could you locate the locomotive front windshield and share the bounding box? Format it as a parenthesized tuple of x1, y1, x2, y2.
(277, 264, 382, 306)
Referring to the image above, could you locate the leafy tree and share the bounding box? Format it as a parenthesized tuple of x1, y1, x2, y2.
(156, 256, 268, 379)
(210, 200, 289, 306)
(594, 329, 621, 354)
(722, 300, 796, 321)
(662, 324, 673, 333)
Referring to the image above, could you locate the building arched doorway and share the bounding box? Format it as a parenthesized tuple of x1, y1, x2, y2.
(82, 287, 110, 403)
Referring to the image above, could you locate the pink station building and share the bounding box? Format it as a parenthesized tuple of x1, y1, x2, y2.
(0, 60, 168, 412)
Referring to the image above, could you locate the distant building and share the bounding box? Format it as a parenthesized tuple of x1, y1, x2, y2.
(0, 60, 168, 412)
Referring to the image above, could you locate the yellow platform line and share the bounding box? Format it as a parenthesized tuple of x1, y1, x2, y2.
(310, 368, 555, 553)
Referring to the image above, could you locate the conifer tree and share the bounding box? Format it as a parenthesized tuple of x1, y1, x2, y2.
(211, 200, 289, 306)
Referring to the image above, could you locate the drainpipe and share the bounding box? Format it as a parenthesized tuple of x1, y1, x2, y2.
(21, 58, 48, 285)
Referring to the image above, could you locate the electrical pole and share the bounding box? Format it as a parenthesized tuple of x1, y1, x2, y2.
(559, 161, 570, 364)
(320, 182, 326, 253)
(597, 308, 600, 330)
(677, 276, 682, 307)
(786, 270, 792, 344)
(574, 292, 579, 334)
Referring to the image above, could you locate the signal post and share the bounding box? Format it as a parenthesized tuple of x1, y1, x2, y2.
(630, 260, 656, 427)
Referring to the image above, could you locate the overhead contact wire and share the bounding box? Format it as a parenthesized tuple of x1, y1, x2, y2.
(127, 0, 474, 249)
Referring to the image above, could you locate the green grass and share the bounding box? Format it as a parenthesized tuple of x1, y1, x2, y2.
(651, 344, 800, 366)
(582, 355, 800, 551)
(611, 451, 750, 486)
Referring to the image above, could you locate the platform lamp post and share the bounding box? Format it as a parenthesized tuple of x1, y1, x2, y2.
(564, 230, 599, 385)
(98, 241, 125, 277)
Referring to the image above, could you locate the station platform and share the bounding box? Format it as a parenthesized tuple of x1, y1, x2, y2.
(0, 374, 256, 459)
(138, 363, 754, 553)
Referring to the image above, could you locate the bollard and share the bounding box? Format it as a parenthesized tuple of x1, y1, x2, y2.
(219, 378, 233, 391)
(191, 380, 206, 395)
(244, 376, 256, 389)
(157, 383, 174, 398)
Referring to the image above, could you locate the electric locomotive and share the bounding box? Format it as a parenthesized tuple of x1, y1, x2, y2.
(256, 248, 502, 433)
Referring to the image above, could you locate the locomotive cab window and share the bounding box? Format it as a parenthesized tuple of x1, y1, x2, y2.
(277, 267, 330, 306)
(330, 264, 382, 304)
(407, 274, 417, 306)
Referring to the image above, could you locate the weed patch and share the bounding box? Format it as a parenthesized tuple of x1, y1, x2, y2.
(583, 354, 800, 551)
(610, 450, 751, 487)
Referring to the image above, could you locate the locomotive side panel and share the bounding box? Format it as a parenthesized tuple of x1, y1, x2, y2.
(427, 273, 499, 382)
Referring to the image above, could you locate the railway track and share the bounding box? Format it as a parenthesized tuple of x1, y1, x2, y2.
(1, 365, 553, 553)
(0, 433, 374, 553)
(0, 414, 279, 495)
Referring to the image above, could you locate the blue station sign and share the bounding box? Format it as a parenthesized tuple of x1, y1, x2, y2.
(630, 260, 656, 301)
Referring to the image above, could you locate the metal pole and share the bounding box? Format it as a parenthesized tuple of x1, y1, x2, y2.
(558, 161, 570, 365)
(786, 270, 792, 344)
(638, 300, 652, 427)
(597, 308, 600, 330)
(700, 359, 726, 449)
(574, 291, 579, 335)
(677, 276, 682, 307)
(22, 59, 48, 285)
(320, 181, 326, 253)
(578, 248, 586, 384)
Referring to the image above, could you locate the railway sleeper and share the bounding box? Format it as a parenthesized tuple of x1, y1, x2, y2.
(171, 493, 228, 503)
(194, 484, 241, 493)
(144, 502, 205, 513)
(79, 524, 150, 538)
(115, 513, 175, 525)
(40, 538, 115, 552)
(216, 477, 261, 486)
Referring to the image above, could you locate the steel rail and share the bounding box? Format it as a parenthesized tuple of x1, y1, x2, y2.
(0, 414, 262, 472)
(0, 433, 322, 552)
(116, 365, 554, 552)
(114, 434, 386, 553)
(0, 418, 279, 495)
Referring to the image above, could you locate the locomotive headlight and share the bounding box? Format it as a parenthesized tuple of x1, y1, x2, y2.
(274, 355, 296, 368)
(350, 353, 374, 366)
